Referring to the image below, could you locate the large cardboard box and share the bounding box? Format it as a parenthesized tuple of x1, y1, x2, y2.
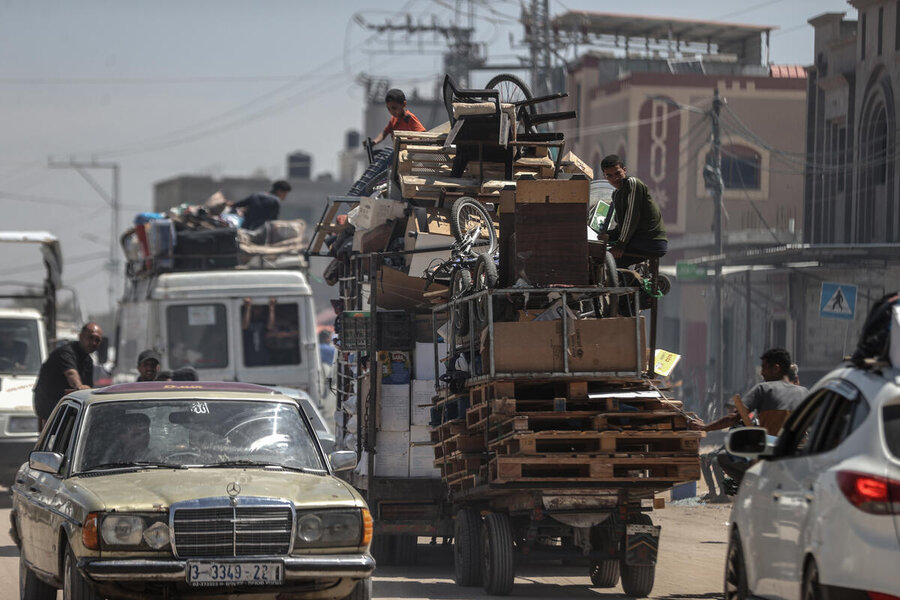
(356, 197, 406, 230)
(481, 317, 646, 374)
(374, 431, 409, 477)
(410, 379, 435, 427)
(378, 383, 410, 431)
(376, 266, 444, 311)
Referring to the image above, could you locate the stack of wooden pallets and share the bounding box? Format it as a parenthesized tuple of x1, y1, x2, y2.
(430, 378, 701, 494)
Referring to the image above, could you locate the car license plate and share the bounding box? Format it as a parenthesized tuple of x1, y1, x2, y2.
(186, 561, 283, 586)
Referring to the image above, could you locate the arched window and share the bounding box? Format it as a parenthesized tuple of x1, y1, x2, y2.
(706, 145, 761, 189)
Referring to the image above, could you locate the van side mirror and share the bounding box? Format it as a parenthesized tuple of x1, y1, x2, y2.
(30, 451, 65, 474)
(725, 427, 774, 459)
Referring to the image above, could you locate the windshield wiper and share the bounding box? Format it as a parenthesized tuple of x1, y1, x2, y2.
(202, 459, 326, 475)
(83, 461, 188, 472)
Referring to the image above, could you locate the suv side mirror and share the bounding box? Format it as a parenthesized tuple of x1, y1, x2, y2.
(726, 427, 774, 459)
(30, 451, 64, 474)
(329, 451, 357, 472)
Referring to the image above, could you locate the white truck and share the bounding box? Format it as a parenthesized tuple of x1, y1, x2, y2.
(113, 230, 329, 415)
(0, 232, 62, 482)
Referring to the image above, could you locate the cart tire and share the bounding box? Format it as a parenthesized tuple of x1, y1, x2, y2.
(620, 513, 655, 598)
(369, 533, 394, 566)
(589, 559, 620, 588)
(450, 268, 473, 336)
(481, 513, 514, 596)
(450, 197, 497, 258)
(454, 508, 482, 586)
(473, 253, 498, 327)
(393, 534, 417, 566)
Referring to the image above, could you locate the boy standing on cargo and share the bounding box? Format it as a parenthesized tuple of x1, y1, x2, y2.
(600, 154, 667, 267)
(371, 89, 426, 145)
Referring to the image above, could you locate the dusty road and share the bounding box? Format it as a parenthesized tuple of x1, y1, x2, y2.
(0, 485, 730, 600)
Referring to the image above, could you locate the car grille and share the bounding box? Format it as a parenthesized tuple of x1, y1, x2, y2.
(172, 504, 293, 558)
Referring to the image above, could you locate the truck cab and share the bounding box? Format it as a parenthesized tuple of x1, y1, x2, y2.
(114, 268, 326, 412)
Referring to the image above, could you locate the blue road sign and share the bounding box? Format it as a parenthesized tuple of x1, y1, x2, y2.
(820, 282, 857, 320)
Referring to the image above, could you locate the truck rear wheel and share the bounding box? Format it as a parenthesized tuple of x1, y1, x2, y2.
(454, 508, 482, 586)
(393, 534, 417, 566)
(589, 559, 620, 587)
(620, 513, 656, 598)
(481, 512, 514, 596)
(369, 533, 393, 566)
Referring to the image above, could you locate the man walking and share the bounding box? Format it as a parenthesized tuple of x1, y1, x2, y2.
(33, 322, 102, 429)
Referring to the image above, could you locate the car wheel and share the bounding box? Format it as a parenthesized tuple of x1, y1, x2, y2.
(802, 560, 822, 600)
(19, 556, 56, 600)
(589, 559, 620, 587)
(341, 577, 372, 600)
(63, 547, 102, 600)
(620, 513, 655, 598)
(724, 529, 749, 600)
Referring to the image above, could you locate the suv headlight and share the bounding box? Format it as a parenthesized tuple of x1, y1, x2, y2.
(294, 509, 363, 548)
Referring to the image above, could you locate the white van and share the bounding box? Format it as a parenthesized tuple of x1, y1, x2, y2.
(114, 268, 325, 411)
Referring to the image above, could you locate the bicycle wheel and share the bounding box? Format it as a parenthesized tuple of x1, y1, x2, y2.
(450, 197, 498, 259)
(485, 73, 536, 135)
(473, 253, 498, 328)
(450, 267, 473, 336)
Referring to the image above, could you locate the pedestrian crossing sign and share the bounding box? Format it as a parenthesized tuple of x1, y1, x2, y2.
(819, 282, 857, 320)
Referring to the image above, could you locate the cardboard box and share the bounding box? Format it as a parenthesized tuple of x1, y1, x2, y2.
(560, 151, 594, 180)
(352, 222, 395, 254)
(356, 197, 406, 230)
(408, 443, 440, 478)
(414, 342, 448, 380)
(376, 266, 445, 311)
(411, 379, 436, 426)
(515, 179, 590, 204)
(378, 383, 410, 431)
(374, 431, 409, 477)
(481, 317, 646, 374)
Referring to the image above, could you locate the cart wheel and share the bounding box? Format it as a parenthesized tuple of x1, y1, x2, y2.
(393, 534, 417, 566)
(481, 512, 514, 595)
(590, 559, 621, 587)
(454, 508, 482, 586)
(369, 533, 393, 566)
(620, 513, 655, 598)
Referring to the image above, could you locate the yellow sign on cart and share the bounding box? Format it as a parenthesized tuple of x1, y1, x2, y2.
(653, 349, 682, 377)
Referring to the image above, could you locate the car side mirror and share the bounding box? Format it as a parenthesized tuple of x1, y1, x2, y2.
(329, 450, 357, 472)
(726, 427, 774, 459)
(30, 451, 64, 474)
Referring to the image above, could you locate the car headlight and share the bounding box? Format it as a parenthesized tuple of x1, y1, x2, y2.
(142, 521, 171, 550)
(101, 515, 145, 546)
(294, 510, 362, 548)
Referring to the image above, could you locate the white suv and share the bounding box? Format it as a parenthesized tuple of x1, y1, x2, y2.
(724, 364, 900, 600)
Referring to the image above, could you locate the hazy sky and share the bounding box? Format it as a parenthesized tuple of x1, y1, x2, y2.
(0, 0, 855, 314)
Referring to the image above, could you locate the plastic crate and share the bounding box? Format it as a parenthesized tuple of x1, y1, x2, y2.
(376, 311, 413, 350)
(339, 311, 371, 351)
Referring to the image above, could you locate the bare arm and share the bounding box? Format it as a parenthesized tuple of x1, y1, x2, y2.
(688, 410, 741, 432)
(242, 298, 252, 330)
(64, 368, 90, 390)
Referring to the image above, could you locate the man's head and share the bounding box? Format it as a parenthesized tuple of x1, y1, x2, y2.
(759, 348, 792, 382)
(318, 330, 332, 345)
(137, 350, 161, 381)
(78, 322, 103, 354)
(118, 412, 151, 455)
(600, 154, 627, 190)
(385, 88, 408, 119)
(270, 180, 292, 201)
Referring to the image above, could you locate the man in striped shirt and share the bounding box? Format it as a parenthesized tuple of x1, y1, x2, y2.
(600, 154, 667, 267)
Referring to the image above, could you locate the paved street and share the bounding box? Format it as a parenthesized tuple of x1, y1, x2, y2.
(0, 485, 730, 600)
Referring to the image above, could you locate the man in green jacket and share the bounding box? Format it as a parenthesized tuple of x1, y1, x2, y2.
(600, 154, 667, 267)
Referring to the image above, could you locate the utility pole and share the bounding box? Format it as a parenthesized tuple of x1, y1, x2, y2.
(48, 159, 121, 312)
(523, 0, 553, 98)
(710, 89, 725, 415)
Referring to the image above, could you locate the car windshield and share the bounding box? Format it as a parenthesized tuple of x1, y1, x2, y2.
(0, 318, 42, 375)
(75, 399, 326, 472)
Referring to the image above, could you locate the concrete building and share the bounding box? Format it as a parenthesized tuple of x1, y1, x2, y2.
(558, 12, 808, 415)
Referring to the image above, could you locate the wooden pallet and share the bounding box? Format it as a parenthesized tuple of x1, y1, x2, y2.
(431, 393, 470, 425)
(488, 455, 700, 484)
(489, 430, 701, 456)
(447, 472, 478, 492)
(435, 452, 485, 478)
(469, 379, 590, 406)
(433, 432, 485, 460)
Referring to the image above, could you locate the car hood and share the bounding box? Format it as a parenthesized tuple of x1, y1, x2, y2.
(0, 374, 38, 412)
(69, 468, 363, 512)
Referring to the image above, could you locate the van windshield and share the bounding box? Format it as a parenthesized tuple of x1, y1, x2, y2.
(166, 304, 228, 369)
(0, 318, 42, 375)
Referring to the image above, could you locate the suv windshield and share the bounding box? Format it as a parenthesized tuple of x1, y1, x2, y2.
(0, 318, 41, 375)
(76, 399, 325, 472)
